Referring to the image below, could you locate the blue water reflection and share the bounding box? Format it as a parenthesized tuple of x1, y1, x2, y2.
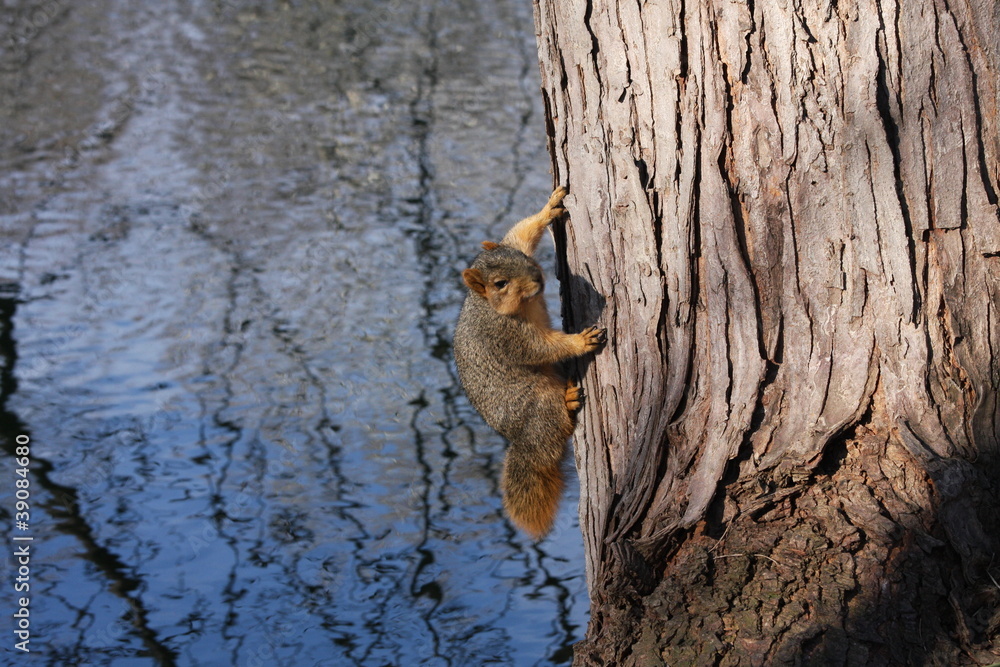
(0, 0, 587, 664)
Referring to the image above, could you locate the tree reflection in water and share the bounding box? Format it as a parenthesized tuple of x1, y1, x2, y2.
(0, 0, 587, 664)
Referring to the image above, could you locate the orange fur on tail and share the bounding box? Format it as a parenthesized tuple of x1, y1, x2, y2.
(502, 458, 565, 540)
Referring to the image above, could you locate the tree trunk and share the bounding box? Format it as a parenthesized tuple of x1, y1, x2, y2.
(532, 0, 1000, 663)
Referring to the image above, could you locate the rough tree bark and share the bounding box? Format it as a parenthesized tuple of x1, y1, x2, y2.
(532, 1, 1000, 664)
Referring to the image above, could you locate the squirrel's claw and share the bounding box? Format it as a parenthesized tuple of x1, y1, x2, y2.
(580, 326, 607, 351)
(547, 186, 567, 206)
(565, 381, 583, 413)
(542, 187, 568, 222)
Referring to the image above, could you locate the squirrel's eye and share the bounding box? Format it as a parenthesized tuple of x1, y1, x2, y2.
(494, 280, 508, 289)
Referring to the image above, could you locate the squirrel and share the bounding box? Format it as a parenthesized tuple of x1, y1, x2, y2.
(453, 187, 606, 540)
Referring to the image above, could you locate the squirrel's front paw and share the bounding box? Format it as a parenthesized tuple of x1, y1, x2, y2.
(579, 326, 607, 352)
(543, 187, 568, 221)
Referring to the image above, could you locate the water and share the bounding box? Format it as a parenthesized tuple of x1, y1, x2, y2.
(0, 1, 587, 664)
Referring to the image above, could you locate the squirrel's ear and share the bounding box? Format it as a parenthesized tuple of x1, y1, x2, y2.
(481, 241, 500, 251)
(462, 268, 488, 297)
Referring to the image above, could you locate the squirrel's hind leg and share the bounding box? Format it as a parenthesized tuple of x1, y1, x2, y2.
(564, 380, 582, 414)
(500, 187, 567, 256)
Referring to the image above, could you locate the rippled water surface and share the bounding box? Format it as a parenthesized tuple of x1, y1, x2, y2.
(0, 1, 587, 664)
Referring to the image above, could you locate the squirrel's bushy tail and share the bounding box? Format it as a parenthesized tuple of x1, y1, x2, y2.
(501, 443, 565, 540)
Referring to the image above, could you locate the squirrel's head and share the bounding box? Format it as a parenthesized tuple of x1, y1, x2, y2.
(462, 245, 544, 316)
